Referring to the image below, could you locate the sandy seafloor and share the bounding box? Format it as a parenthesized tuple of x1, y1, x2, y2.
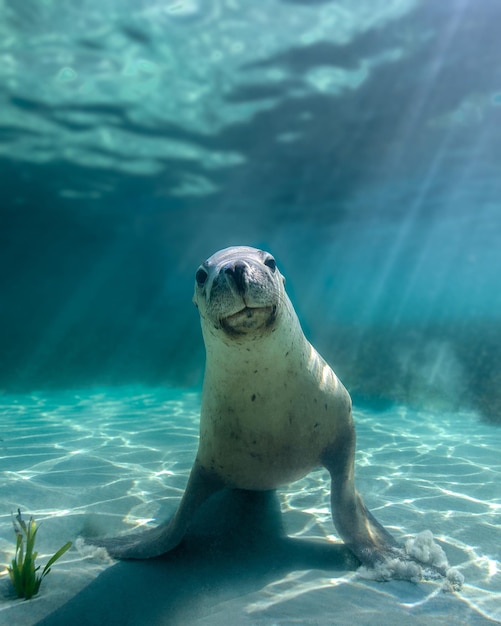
(0, 387, 499, 626)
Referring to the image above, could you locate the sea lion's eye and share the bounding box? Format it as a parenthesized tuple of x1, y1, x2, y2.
(264, 256, 276, 272)
(196, 267, 208, 286)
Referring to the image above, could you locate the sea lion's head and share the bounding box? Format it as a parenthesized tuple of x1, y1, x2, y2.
(193, 246, 285, 336)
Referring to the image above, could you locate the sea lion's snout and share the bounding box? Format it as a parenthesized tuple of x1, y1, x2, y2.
(223, 260, 248, 296)
(217, 259, 277, 335)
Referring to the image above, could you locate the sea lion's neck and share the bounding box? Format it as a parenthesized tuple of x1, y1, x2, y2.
(202, 297, 309, 383)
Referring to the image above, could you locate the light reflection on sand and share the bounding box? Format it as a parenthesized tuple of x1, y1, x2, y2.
(0, 388, 500, 624)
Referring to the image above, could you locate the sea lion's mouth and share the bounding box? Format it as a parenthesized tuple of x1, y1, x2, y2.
(220, 305, 277, 335)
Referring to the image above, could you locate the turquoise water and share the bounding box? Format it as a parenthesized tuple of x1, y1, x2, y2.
(1, 1, 501, 624)
(2, 1, 501, 424)
(0, 387, 499, 625)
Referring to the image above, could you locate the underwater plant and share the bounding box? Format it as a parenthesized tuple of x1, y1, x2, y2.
(7, 508, 72, 600)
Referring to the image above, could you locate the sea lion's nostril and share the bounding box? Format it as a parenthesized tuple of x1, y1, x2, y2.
(224, 261, 247, 294)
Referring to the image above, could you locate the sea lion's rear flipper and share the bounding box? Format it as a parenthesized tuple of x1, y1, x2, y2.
(85, 460, 225, 559)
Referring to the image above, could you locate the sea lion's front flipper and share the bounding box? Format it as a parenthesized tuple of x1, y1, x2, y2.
(321, 423, 402, 567)
(321, 424, 459, 583)
(86, 460, 225, 559)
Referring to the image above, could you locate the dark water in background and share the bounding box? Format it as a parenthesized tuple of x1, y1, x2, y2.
(1, 0, 500, 422)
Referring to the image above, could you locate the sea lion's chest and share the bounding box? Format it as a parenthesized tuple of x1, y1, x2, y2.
(197, 342, 350, 490)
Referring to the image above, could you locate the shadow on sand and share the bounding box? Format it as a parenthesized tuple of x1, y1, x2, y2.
(36, 489, 498, 626)
(38, 490, 356, 625)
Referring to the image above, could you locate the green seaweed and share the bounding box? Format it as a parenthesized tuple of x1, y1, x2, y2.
(7, 509, 72, 600)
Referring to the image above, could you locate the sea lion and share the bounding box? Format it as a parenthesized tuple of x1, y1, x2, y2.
(87, 246, 445, 576)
